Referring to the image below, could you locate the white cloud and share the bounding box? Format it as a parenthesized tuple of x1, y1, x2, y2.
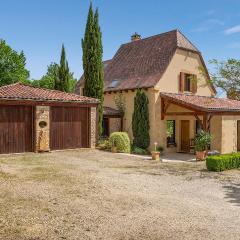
(225, 25, 240, 35)
(192, 19, 224, 32)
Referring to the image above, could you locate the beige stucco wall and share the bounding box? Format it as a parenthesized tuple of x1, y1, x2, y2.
(210, 115, 240, 154)
(221, 116, 239, 154)
(104, 89, 155, 141)
(210, 116, 222, 153)
(155, 48, 215, 96)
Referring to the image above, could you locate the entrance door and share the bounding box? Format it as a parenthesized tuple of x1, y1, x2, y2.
(181, 120, 190, 152)
(237, 121, 240, 151)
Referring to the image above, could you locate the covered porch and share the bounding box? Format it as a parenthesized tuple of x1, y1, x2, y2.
(160, 92, 240, 154)
(102, 107, 123, 137)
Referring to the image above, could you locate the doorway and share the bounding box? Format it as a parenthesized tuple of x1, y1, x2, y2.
(181, 120, 190, 152)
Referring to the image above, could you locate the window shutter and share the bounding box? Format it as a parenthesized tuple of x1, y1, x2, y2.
(191, 75, 197, 94)
(179, 72, 184, 93)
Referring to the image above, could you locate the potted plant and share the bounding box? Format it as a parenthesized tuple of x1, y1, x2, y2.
(151, 142, 161, 161)
(195, 131, 211, 161)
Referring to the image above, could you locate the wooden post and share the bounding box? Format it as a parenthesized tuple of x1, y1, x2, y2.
(203, 113, 207, 131)
(161, 98, 165, 120)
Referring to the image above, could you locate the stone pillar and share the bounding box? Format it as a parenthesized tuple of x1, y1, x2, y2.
(35, 106, 50, 152)
(90, 107, 97, 148)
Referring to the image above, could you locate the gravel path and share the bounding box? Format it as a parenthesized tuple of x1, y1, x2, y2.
(0, 149, 240, 240)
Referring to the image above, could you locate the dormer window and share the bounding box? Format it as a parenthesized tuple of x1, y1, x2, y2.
(179, 72, 197, 94)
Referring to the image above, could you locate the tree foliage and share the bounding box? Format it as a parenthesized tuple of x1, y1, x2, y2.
(114, 92, 126, 115)
(31, 63, 58, 89)
(210, 59, 240, 100)
(0, 40, 29, 86)
(31, 47, 77, 92)
(132, 89, 150, 149)
(82, 3, 104, 135)
(54, 45, 71, 92)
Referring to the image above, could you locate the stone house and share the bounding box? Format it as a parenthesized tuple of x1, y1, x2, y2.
(76, 29, 240, 154)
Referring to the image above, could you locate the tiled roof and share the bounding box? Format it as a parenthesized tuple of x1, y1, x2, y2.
(161, 92, 240, 112)
(75, 60, 112, 95)
(0, 83, 99, 104)
(76, 29, 215, 93)
(103, 107, 122, 116)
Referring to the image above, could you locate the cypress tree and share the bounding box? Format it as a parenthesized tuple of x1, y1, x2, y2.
(82, 4, 104, 135)
(54, 45, 70, 92)
(132, 89, 150, 149)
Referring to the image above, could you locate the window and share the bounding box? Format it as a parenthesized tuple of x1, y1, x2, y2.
(184, 74, 192, 92)
(167, 120, 176, 147)
(179, 72, 197, 93)
(80, 87, 84, 96)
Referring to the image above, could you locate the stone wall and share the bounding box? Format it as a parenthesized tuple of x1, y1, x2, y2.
(90, 107, 97, 148)
(35, 106, 50, 152)
(109, 118, 122, 135)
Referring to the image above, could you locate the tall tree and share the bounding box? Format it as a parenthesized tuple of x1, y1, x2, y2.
(0, 40, 29, 86)
(55, 45, 70, 92)
(132, 89, 150, 149)
(210, 59, 240, 100)
(31, 63, 58, 89)
(31, 62, 77, 92)
(82, 3, 104, 135)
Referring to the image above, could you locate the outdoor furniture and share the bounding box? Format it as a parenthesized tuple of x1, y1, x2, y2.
(189, 138, 195, 154)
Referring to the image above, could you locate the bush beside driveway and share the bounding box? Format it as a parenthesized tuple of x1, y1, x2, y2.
(0, 150, 240, 240)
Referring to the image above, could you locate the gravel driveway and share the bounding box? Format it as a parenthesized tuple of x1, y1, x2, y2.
(0, 150, 240, 240)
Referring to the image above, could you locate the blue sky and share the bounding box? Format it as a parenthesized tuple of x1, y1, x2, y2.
(0, 0, 239, 81)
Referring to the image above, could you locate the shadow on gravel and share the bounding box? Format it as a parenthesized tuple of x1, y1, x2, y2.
(223, 184, 240, 207)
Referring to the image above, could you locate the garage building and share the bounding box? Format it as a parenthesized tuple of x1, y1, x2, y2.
(0, 83, 99, 154)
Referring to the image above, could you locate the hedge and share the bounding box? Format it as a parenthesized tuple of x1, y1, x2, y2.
(109, 132, 131, 153)
(206, 153, 240, 172)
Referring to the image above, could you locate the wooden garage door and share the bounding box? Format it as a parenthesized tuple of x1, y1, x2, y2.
(0, 105, 33, 154)
(50, 106, 89, 150)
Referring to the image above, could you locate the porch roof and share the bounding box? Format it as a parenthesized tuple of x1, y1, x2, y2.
(160, 92, 240, 113)
(103, 107, 122, 117)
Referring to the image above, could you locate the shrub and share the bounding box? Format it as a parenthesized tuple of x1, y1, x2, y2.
(109, 132, 130, 153)
(98, 139, 111, 151)
(206, 152, 240, 171)
(156, 146, 164, 153)
(131, 145, 149, 155)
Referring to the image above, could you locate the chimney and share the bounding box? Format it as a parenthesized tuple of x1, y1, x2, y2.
(131, 32, 141, 42)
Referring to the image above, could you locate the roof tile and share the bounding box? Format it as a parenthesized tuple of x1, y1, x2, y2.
(76, 29, 204, 93)
(0, 83, 99, 104)
(161, 92, 240, 112)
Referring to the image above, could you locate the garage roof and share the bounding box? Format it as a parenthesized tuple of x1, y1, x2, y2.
(0, 83, 99, 104)
(161, 92, 240, 112)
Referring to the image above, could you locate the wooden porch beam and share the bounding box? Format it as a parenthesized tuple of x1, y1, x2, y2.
(203, 113, 212, 132)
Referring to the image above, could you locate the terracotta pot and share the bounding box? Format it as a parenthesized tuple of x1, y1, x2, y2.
(111, 146, 117, 153)
(151, 151, 160, 160)
(196, 150, 207, 161)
